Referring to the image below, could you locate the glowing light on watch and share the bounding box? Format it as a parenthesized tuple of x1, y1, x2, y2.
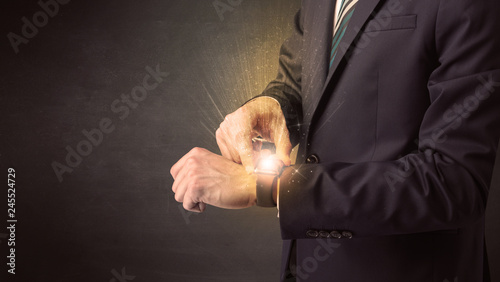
(254, 156, 285, 176)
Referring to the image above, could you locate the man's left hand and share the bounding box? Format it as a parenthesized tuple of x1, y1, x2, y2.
(171, 147, 257, 212)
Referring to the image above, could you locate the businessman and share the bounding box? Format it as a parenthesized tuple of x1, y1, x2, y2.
(171, 0, 500, 281)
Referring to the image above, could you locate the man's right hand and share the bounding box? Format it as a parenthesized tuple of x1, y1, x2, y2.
(216, 97, 292, 173)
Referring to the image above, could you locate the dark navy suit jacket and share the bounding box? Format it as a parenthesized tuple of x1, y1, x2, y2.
(258, 0, 500, 281)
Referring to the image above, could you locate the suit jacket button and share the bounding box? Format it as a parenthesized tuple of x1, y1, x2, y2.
(330, 231, 342, 239)
(342, 231, 353, 239)
(306, 230, 319, 238)
(306, 154, 320, 164)
(319, 231, 330, 238)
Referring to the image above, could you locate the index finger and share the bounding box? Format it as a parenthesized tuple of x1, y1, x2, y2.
(234, 132, 255, 173)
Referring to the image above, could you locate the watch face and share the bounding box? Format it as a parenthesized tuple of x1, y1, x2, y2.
(254, 157, 285, 176)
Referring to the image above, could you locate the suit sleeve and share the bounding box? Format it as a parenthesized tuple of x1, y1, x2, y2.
(278, 0, 500, 239)
(255, 8, 305, 146)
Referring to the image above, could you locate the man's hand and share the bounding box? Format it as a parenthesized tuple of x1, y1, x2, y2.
(216, 97, 292, 173)
(170, 147, 257, 213)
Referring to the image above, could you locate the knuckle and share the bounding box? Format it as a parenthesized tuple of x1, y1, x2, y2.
(218, 121, 226, 131)
(189, 147, 206, 156)
(216, 127, 226, 141)
(186, 170, 198, 180)
(190, 147, 202, 154)
(239, 106, 248, 115)
(185, 157, 197, 168)
(174, 194, 183, 203)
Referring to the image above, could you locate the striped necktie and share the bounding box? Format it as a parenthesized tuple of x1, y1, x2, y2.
(330, 0, 359, 68)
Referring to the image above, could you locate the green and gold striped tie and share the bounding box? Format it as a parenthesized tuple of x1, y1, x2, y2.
(330, 0, 359, 68)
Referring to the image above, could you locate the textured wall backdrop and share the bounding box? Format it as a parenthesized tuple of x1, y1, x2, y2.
(0, 0, 499, 281)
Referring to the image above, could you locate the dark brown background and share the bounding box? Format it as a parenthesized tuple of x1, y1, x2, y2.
(0, 0, 498, 281)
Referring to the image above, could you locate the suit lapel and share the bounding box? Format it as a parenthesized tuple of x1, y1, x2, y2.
(300, 0, 382, 158)
(309, 0, 382, 122)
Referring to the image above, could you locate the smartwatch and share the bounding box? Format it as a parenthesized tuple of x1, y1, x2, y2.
(254, 157, 285, 207)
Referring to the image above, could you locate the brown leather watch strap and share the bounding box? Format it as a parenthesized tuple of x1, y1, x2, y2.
(256, 173, 278, 207)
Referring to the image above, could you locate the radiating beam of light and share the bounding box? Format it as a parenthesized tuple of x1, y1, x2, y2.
(200, 120, 216, 139)
(170, 1, 300, 150)
(203, 83, 224, 121)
